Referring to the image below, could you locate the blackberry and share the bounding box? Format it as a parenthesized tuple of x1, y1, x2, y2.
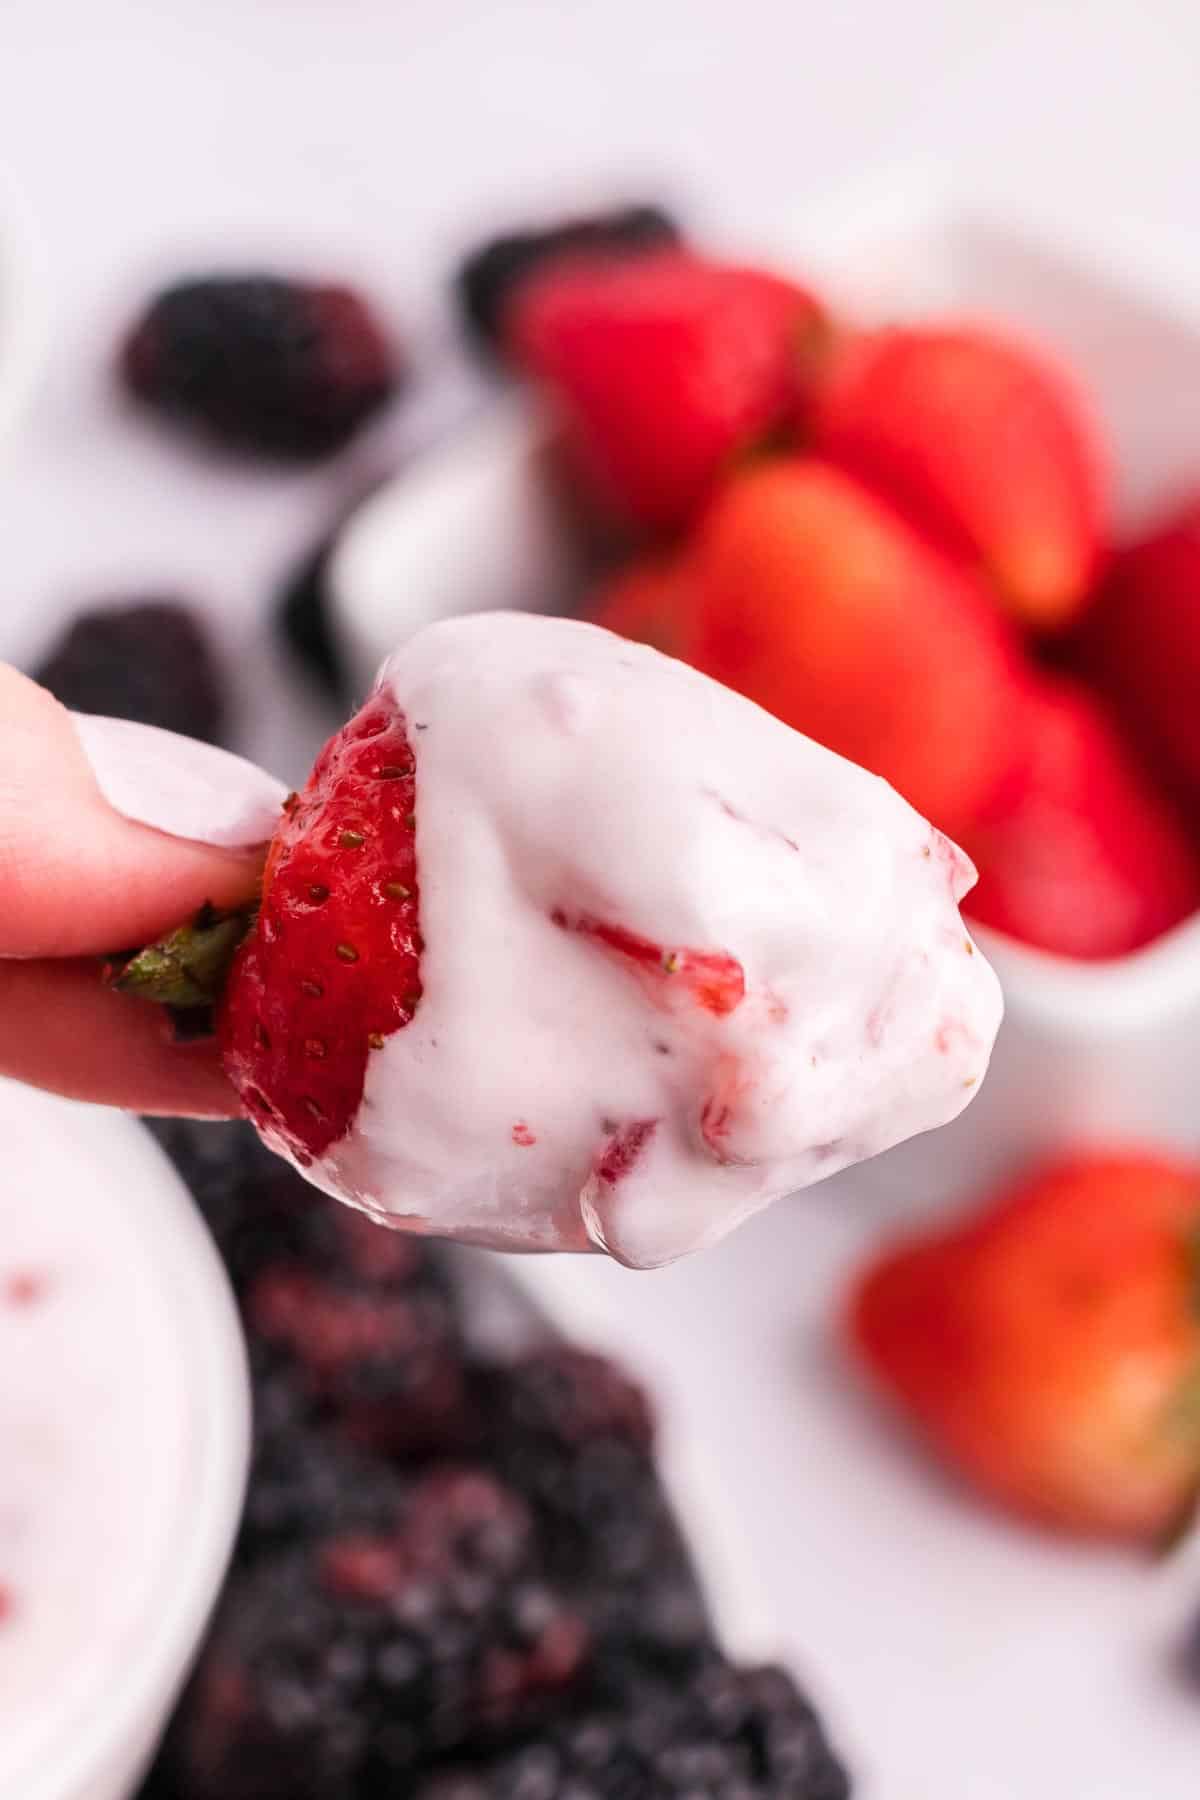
(481, 1347, 655, 1453)
(415, 1657, 851, 1799)
(238, 1357, 407, 1560)
(479, 1351, 712, 1669)
(121, 276, 398, 460)
(246, 1255, 472, 1458)
(149, 1117, 472, 1457)
(162, 1469, 587, 1798)
(148, 1117, 428, 1292)
(146, 1117, 323, 1295)
(34, 601, 226, 744)
(141, 1128, 847, 1800)
(276, 526, 350, 704)
(456, 203, 682, 352)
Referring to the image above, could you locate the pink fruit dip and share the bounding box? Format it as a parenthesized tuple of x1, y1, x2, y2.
(0, 1078, 242, 1795)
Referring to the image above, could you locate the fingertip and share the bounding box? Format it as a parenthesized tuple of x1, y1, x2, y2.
(0, 957, 244, 1119)
(0, 660, 274, 958)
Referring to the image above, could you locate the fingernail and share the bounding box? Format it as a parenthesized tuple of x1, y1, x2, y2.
(72, 713, 290, 849)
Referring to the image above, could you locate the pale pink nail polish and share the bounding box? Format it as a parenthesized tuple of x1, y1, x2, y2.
(72, 714, 289, 849)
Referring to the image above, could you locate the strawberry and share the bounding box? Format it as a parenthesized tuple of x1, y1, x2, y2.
(1072, 496, 1200, 810)
(848, 1152, 1200, 1541)
(218, 692, 422, 1165)
(814, 323, 1107, 628)
(507, 250, 825, 532)
(587, 552, 697, 661)
(682, 458, 1032, 837)
(962, 676, 1200, 958)
(551, 908, 745, 1016)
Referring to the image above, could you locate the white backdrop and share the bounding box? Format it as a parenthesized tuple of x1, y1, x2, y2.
(5, 6, 1200, 1795)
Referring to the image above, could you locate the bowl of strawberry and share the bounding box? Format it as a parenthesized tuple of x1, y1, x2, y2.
(327, 190, 1200, 1207)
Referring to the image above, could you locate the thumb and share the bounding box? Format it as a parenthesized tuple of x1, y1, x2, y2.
(0, 665, 286, 959)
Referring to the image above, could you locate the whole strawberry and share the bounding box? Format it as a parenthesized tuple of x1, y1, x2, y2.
(219, 691, 422, 1166)
(815, 323, 1107, 628)
(849, 1152, 1200, 1541)
(681, 458, 1032, 837)
(507, 250, 826, 532)
(587, 551, 696, 662)
(961, 677, 1200, 959)
(1073, 495, 1200, 811)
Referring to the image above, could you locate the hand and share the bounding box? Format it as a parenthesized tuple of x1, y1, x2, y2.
(0, 664, 270, 1117)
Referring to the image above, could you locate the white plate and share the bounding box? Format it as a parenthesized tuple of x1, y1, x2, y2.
(331, 172, 1200, 1797)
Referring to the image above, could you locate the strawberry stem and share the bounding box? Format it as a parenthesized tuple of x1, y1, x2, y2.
(108, 901, 255, 1011)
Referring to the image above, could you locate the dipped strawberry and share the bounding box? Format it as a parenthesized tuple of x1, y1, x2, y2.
(507, 251, 825, 532)
(125, 614, 1001, 1266)
(681, 459, 1032, 837)
(961, 677, 1200, 959)
(849, 1152, 1200, 1541)
(815, 323, 1107, 628)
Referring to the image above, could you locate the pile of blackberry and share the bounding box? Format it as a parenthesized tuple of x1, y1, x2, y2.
(139, 1121, 849, 1798)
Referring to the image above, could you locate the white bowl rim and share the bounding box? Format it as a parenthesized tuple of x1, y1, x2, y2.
(1, 1084, 250, 1800)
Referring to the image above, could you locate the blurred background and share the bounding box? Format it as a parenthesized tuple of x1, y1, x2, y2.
(6, 4, 1200, 1798)
(4, 0, 1200, 725)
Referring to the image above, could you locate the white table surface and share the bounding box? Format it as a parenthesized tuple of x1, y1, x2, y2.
(4, 4, 1200, 1796)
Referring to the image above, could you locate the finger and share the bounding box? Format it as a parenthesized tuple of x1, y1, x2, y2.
(0, 957, 241, 1117)
(0, 666, 271, 958)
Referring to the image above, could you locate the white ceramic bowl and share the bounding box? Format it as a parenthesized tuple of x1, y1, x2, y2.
(0, 1079, 249, 1800)
(329, 176, 1200, 1213)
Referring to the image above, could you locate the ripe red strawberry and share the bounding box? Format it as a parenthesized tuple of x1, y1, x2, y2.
(962, 676, 1200, 958)
(1072, 495, 1200, 810)
(218, 692, 422, 1165)
(848, 1153, 1200, 1541)
(507, 250, 826, 532)
(587, 552, 697, 661)
(814, 323, 1107, 628)
(682, 458, 1033, 837)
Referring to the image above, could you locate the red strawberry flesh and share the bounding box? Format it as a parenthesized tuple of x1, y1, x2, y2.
(219, 693, 422, 1160)
(551, 908, 746, 1016)
(596, 1120, 658, 1184)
